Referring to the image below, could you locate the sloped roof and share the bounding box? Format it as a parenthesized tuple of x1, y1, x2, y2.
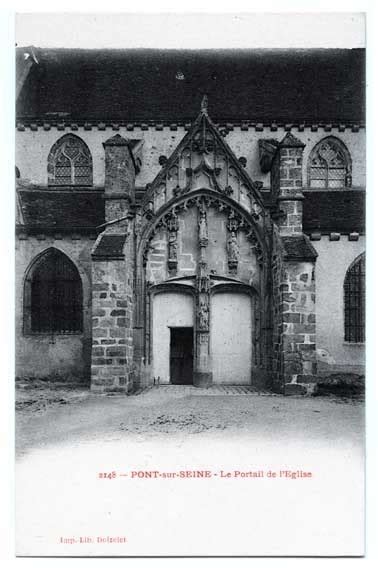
(16, 46, 39, 99)
(16, 188, 365, 235)
(17, 189, 104, 230)
(92, 234, 126, 259)
(281, 235, 318, 261)
(302, 190, 365, 234)
(16, 47, 365, 124)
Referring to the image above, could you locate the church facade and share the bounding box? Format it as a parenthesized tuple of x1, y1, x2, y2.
(15, 48, 366, 394)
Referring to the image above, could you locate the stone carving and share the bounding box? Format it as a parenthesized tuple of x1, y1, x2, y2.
(227, 231, 239, 261)
(140, 105, 264, 217)
(227, 210, 240, 233)
(246, 229, 264, 267)
(167, 232, 178, 272)
(199, 333, 209, 345)
(167, 209, 179, 274)
(142, 197, 265, 273)
(167, 208, 179, 233)
(198, 298, 209, 331)
(258, 139, 279, 173)
(198, 204, 208, 247)
(226, 210, 241, 274)
(251, 201, 262, 220)
(227, 231, 239, 274)
(201, 94, 208, 114)
(197, 261, 210, 293)
(238, 156, 247, 168)
(143, 198, 154, 220)
(134, 212, 143, 236)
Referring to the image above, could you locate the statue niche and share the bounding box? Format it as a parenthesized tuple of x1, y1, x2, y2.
(167, 209, 179, 275)
(198, 298, 209, 331)
(227, 231, 239, 275)
(198, 206, 208, 247)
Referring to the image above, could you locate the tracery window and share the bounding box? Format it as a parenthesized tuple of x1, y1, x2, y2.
(48, 134, 93, 186)
(308, 137, 352, 189)
(344, 253, 365, 343)
(24, 249, 83, 334)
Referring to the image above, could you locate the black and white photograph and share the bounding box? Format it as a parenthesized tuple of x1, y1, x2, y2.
(10, 10, 370, 558)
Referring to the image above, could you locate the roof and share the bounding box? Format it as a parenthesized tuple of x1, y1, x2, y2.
(92, 234, 127, 260)
(281, 235, 318, 261)
(16, 46, 39, 99)
(302, 190, 365, 234)
(17, 189, 104, 231)
(16, 188, 365, 236)
(16, 47, 365, 124)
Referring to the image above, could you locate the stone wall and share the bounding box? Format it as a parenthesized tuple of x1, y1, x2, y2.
(15, 122, 365, 391)
(271, 235, 317, 393)
(311, 235, 365, 375)
(16, 126, 366, 190)
(280, 260, 317, 394)
(15, 235, 93, 380)
(271, 230, 285, 391)
(89, 132, 137, 392)
(90, 251, 134, 392)
(145, 205, 260, 287)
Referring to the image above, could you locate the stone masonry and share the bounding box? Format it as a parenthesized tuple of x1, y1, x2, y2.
(90, 134, 136, 391)
(271, 132, 318, 394)
(280, 257, 317, 395)
(90, 254, 134, 392)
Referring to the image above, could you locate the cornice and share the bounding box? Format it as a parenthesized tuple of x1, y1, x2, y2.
(16, 119, 365, 133)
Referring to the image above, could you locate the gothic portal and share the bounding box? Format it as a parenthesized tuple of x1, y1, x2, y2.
(16, 48, 365, 394)
(88, 99, 316, 393)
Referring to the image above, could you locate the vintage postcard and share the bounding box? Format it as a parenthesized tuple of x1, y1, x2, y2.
(14, 12, 366, 557)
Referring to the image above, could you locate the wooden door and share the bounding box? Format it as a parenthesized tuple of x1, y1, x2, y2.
(170, 327, 194, 385)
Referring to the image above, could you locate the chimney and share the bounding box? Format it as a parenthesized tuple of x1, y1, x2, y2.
(103, 134, 136, 223)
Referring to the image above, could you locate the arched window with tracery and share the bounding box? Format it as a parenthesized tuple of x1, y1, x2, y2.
(344, 253, 365, 343)
(47, 134, 93, 186)
(24, 249, 83, 334)
(308, 137, 352, 189)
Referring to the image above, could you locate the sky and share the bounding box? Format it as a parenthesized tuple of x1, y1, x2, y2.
(15, 12, 365, 49)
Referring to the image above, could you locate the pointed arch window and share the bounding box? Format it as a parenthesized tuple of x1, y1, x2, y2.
(344, 253, 365, 343)
(308, 137, 352, 189)
(48, 134, 93, 186)
(24, 249, 83, 334)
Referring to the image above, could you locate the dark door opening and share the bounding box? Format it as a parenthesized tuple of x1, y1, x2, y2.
(170, 327, 194, 385)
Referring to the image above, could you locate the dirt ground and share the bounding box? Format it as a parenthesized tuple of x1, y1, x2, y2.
(15, 381, 365, 556)
(15, 381, 364, 457)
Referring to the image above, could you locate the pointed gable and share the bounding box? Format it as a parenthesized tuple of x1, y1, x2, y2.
(141, 98, 264, 218)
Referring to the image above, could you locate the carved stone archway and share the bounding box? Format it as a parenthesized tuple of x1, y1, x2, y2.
(134, 189, 271, 388)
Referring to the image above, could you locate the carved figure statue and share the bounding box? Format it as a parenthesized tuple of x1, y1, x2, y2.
(227, 231, 239, 262)
(168, 231, 178, 260)
(198, 209, 208, 243)
(198, 299, 209, 330)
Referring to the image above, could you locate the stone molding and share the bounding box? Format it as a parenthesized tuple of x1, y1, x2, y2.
(16, 121, 365, 132)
